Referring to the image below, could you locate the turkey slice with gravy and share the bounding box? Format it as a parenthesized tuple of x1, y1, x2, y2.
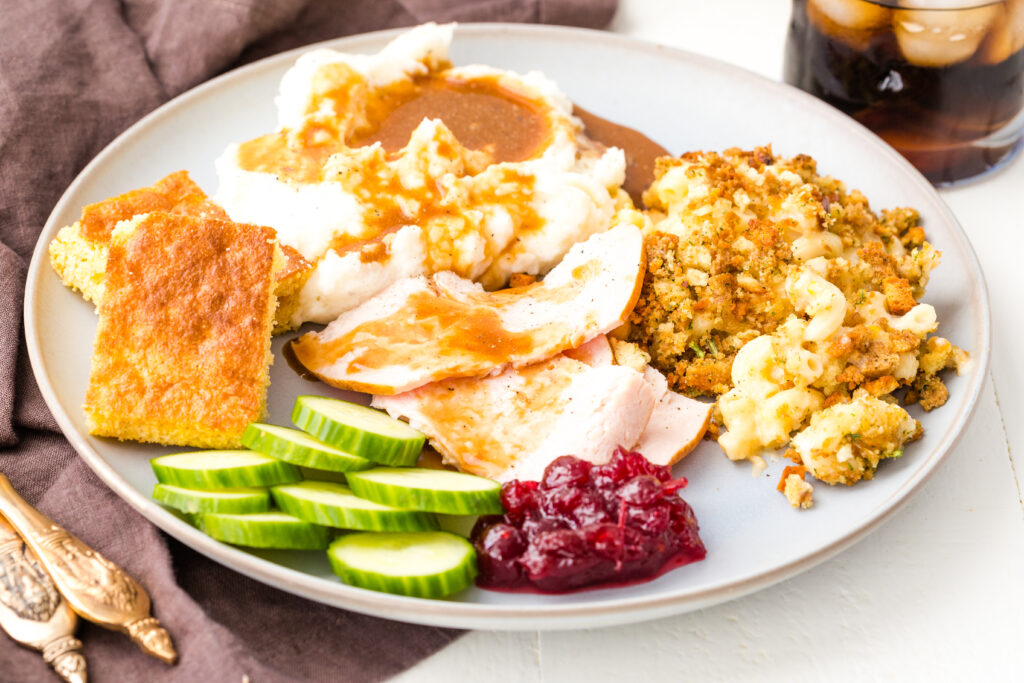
(373, 336, 712, 482)
(290, 222, 645, 395)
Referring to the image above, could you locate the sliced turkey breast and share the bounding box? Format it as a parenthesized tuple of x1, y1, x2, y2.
(372, 352, 657, 482)
(635, 368, 713, 467)
(290, 223, 645, 395)
(373, 335, 711, 482)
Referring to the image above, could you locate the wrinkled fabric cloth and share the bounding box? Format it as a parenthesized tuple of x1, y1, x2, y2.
(0, 1, 617, 680)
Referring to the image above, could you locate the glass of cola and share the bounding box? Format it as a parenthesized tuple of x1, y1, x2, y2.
(785, 0, 1024, 185)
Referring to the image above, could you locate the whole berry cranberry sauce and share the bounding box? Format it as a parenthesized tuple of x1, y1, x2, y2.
(470, 447, 706, 593)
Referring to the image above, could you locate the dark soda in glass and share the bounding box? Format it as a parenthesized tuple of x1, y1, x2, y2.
(785, 0, 1024, 185)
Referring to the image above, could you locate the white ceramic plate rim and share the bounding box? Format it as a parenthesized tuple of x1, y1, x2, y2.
(24, 23, 991, 631)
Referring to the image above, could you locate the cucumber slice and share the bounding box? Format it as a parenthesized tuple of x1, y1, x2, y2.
(151, 450, 301, 489)
(292, 396, 424, 466)
(242, 423, 374, 472)
(272, 481, 439, 532)
(346, 468, 503, 515)
(297, 467, 348, 484)
(153, 483, 270, 514)
(327, 531, 477, 598)
(195, 511, 330, 549)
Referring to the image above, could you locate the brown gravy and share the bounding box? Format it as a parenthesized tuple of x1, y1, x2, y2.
(239, 66, 668, 209)
(311, 289, 538, 376)
(282, 338, 321, 383)
(349, 76, 551, 163)
(237, 129, 339, 185)
(415, 448, 458, 472)
(352, 90, 671, 204)
(573, 106, 670, 207)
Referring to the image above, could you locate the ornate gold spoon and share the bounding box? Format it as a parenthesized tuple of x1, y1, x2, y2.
(0, 474, 177, 665)
(0, 515, 87, 683)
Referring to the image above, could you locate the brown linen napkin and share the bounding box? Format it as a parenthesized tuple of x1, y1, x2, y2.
(0, 1, 618, 680)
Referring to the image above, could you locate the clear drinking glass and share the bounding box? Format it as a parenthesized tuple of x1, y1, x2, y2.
(784, 0, 1024, 185)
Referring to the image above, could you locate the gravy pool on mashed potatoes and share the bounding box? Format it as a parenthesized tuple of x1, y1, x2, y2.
(215, 23, 629, 325)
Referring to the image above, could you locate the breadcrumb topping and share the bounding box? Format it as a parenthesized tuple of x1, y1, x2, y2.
(778, 466, 814, 509)
(628, 146, 967, 504)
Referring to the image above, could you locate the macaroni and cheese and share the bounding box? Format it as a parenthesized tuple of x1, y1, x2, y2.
(627, 146, 967, 506)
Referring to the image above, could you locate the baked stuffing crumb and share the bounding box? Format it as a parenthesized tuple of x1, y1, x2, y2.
(907, 337, 970, 410)
(778, 465, 814, 509)
(790, 393, 922, 486)
(627, 146, 967, 503)
(608, 338, 651, 373)
(629, 145, 955, 403)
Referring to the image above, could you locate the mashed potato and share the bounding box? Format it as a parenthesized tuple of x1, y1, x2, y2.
(216, 23, 626, 325)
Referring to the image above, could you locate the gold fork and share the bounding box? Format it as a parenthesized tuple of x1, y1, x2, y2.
(0, 514, 87, 682)
(0, 473, 177, 665)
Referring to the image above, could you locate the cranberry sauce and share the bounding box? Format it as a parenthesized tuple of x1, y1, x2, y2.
(470, 447, 706, 593)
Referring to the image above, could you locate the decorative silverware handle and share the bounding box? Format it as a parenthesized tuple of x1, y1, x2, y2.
(0, 473, 177, 664)
(0, 515, 87, 683)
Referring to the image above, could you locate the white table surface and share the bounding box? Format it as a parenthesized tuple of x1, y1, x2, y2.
(395, 1, 1024, 680)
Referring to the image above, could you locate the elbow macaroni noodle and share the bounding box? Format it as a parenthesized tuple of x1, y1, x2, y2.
(785, 269, 847, 343)
(718, 317, 829, 461)
(792, 231, 843, 261)
(719, 266, 938, 466)
(892, 304, 937, 336)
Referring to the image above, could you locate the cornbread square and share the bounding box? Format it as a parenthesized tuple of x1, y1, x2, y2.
(272, 245, 313, 334)
(49, 171, 229, 305)
(84, 211, 281, 448)
(48, 170, 312, 334)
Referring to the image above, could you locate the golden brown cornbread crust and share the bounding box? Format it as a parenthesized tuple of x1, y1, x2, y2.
(47, 170, 311, 332)
(271, 245, 313, 333)
(49, 171, 226, 305)
(80, 170, 227, 242)
(84, 211, 280, 448)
